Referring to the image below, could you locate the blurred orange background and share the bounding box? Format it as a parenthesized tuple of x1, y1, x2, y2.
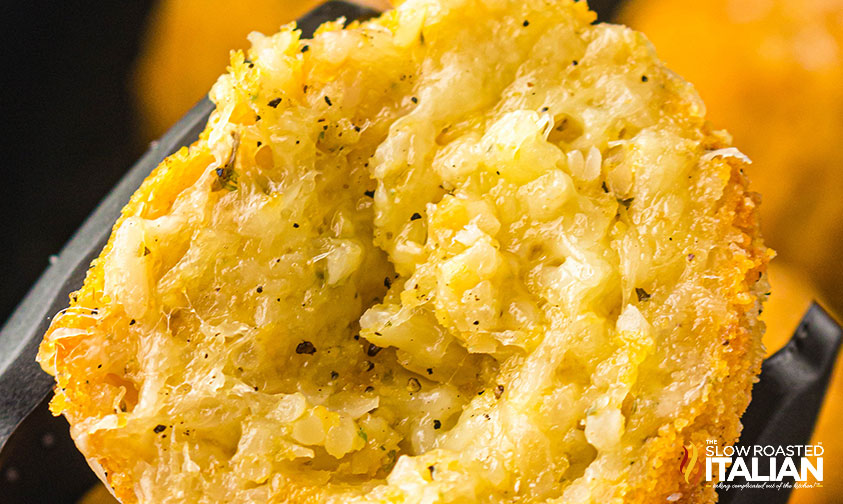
(81, 0, 843, 502)
(134, 0, 390, 140)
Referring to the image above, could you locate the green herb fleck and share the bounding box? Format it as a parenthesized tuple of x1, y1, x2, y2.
(635, 287, 651, 302)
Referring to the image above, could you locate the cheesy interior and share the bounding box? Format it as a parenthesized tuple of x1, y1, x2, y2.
(39, 1, 767, 502)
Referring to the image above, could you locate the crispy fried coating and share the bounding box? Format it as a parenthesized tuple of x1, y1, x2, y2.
(39, 1, 769, 502)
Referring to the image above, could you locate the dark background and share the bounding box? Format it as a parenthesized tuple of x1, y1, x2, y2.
(0, 1, 155, 326)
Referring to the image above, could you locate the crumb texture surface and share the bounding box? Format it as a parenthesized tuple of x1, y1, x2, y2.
(38, 1, 769, 502)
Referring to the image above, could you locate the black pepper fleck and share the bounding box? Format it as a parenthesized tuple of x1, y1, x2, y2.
(296, 341, 316, 354)
(268, 97, 282, 108)
(129, 319, 136, 326)
(641, 75, 649, 82)
(324, 95, 333, 106)
(619, 197, 634, 209)
(153, 425, 166, 434)
(410, 212, 422, 221)
(364, 190, 375, 198)
(433, 419, 442, 429)
(301, 45, 310, 52)
(523, 20, 530, 26)
(367, 343, 383, 357)
(256, 286, 263, 293)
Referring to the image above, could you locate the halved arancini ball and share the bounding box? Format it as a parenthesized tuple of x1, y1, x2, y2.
(39, 1, 770, 502)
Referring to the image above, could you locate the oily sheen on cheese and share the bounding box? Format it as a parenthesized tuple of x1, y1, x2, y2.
(38, 0, 770, 502)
